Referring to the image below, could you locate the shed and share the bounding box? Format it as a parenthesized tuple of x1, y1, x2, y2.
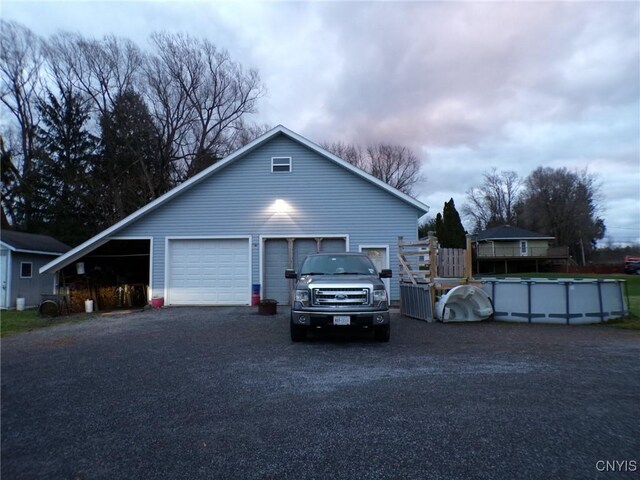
(0, 230, 71, 309)
(41, 125, 429, 306)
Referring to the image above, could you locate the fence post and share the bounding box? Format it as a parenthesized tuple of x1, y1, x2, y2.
(464, 234, 473, 281)
(428, 231, 437, 283)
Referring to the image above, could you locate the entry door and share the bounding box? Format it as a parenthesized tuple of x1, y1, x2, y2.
(0, 250, 7, 308)
(360, 246, 390, 293)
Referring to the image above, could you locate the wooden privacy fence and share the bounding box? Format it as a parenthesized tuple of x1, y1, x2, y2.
(437, 248, 466, 277)
(398, 232, 476, 321)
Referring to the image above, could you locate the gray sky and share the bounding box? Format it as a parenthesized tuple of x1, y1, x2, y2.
(3, 1, 639, 245)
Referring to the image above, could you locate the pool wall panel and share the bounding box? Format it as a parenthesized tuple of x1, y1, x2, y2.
(481, 278, 628, 325)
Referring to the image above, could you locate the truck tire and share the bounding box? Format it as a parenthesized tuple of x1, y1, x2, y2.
(291, 323, 306, 342)
(374, 324, 390, 342)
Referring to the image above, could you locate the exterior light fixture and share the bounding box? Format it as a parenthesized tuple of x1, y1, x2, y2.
(272, 199, 291, 214)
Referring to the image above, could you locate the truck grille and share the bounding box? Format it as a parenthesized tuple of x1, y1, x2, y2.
(312, 288, 370, 306)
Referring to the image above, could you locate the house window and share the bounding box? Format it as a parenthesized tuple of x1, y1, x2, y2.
(20, 262, 32, 278)
(271, 157, 292, 173)
(520, 241, 528, 256)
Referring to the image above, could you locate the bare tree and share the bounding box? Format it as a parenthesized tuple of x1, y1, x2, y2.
(463, 168, 523, 231)
(517, 167, 605, 263)
(45, 32, 143, 117)
(323, 141, 423, 195)
(367, 144, 422, 195)
(321, 141, 365, 169)
(0, 20, 45, 226)
(225, 119, 272, 151)
(146, 32, 265, 179)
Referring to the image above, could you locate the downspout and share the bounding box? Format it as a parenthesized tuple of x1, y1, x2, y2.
(7, 250, 12, 308)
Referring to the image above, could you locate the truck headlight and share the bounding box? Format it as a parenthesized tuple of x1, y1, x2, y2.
(295, 290, 310, 306)
(373, 289, 388, 306)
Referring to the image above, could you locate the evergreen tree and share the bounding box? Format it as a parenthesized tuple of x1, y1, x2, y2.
(0, 135, 19, 226)
(96, 90, 164, 227)
(418, 216, 437, 239)
(438, 199, 466, 248)
(434, 213, 444, 241)
(31, 88, 98, 245)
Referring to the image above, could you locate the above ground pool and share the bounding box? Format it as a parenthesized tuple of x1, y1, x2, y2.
(480, 277, 628, 325)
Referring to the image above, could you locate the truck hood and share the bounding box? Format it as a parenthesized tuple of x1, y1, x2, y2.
(297, 274, 381, 287)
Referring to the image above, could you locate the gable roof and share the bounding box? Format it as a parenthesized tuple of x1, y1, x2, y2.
(0, 230, 71, 255)
(41, 125, 429, 274)
(475, 225, 554, 242)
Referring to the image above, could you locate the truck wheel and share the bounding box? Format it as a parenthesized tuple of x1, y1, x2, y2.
(374, 324, 390, 342)
(291, 323, 306, 342)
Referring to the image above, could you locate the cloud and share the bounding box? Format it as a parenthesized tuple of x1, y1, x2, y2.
(3, 0, 639, 243)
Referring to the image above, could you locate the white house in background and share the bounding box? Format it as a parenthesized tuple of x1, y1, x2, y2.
(0, 230, 71, 309)
(40, 125, 429, 306)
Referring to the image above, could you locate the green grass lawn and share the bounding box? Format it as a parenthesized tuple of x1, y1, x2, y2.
(0, 309, 95, 337)
(484, 273, 640, 330)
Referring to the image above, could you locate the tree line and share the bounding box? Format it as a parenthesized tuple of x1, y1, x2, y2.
(1, 19, 606, 262)
(463, 167, 605, 263)
(1, 21, 425, 246)
(1, 20, 266, 245)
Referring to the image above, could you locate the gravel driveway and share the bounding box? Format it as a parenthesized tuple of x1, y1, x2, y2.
(2, 307, 639, 480)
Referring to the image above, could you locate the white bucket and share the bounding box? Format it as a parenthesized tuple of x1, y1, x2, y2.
(85, 299, 94, 313)
(16, 297, 25, 311)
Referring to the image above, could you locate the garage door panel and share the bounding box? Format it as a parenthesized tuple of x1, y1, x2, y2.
(264, 237, 346, 306)
(168, 239, 250, 305)
(264, 239, 289, 305)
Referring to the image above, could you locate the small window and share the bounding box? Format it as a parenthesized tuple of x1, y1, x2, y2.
(271, 157, 292, 173)
(20, 262, 32, 278)
(520, 241, 528, 256)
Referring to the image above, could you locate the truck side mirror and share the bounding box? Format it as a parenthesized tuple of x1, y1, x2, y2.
(285, 269, 297, 279)
(379, 269, 392, 279)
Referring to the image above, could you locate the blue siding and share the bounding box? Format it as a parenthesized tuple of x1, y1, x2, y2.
(10, 252, 58, 308)
(118, 134, 422, 301)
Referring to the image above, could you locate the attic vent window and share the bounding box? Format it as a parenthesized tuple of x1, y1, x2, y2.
(271, 156, 292, 173)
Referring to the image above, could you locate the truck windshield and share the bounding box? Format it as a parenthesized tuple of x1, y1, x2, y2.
(300, 255, 377, 276)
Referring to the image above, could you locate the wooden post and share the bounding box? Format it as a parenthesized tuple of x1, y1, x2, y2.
(464, 234, 473, 281)
(287, 238, 295, 269)
(428, 231, 437, 283)
(428, 231, 438, 316)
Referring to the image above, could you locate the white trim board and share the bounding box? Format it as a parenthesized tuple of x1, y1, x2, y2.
(359, 244, 391, 292)
(0, 241, 65, 256)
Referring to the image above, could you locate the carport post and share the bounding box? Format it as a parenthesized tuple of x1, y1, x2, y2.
(287, 238, 295, 269)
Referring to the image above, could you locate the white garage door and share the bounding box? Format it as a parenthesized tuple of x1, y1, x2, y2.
(167, 238, 250, 305)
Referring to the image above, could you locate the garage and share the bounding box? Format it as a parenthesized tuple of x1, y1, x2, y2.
(262, 236, 347, 304)
(41, 126, 429, 306)
(167, 238, 251, 305)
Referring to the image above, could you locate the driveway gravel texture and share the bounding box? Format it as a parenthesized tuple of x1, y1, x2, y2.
(1, 307, 639, 480)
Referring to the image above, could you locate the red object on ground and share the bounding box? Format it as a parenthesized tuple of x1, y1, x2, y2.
(151, 297, 164, 308)
(251, 293, 260, 306)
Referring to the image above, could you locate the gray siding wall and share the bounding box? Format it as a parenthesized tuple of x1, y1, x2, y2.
(118, 134, 422, 301)
(10, 252, 57, 308)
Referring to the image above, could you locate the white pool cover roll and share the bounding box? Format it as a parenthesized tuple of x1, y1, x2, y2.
(435, 285, 494, 322)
